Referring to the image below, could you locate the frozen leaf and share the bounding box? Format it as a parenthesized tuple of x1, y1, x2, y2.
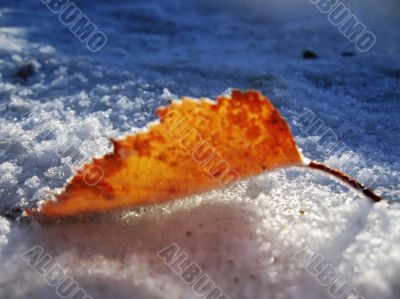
(30, 90, 303, 219)
(29, 90, 384, 221)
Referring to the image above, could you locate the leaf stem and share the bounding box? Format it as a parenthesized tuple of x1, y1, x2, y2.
(307, 161, 383, 203)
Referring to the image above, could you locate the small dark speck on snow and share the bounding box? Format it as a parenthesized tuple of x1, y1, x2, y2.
(302, 50, 318, 59)
(15, 63, 35, 80)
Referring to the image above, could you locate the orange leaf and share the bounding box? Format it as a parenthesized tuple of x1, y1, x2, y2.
(31, 90, 303, 219)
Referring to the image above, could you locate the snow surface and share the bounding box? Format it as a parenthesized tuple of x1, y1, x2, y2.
(0, 0, 399, 298)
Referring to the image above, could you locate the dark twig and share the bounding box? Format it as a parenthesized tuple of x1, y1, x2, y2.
(308, 160, 383, 203)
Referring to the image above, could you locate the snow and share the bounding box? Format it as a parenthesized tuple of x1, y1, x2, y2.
(0, 0, 399, 298)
